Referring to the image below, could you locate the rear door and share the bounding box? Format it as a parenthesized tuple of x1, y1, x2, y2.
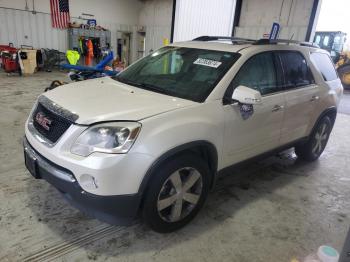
(278, 51, 320, 144)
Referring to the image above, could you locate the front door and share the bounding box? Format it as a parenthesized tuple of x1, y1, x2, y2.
(222, 51, 285, 167)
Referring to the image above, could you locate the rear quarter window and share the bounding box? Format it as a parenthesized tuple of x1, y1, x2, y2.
(310, 52, 338, 81)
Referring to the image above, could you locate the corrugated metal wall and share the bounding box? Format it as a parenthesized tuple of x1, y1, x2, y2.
(173, 0, 236, 42)
(235, 26, 307, 41)
(0, 8, 68, 51)
(144, 26, 171, 54)
(138, 0, 173, 55)
(234, 0, 317, 41)
(0, 7, 138, 61)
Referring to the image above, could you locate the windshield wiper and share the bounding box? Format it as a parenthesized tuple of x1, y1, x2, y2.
(115, 76, 143, 88)
(115, 76, 171, 96)
(138, 83, 171, 96)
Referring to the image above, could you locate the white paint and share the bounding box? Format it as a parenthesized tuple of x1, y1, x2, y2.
(173, 0, 236, 42)
(234, 0, 319, 41)
(193, 58, 222, 68)
(24, 40, 342, 196)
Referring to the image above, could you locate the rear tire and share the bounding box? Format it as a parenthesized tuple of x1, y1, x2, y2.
(295, 116, 333, 161)
(142, 154, 210, 233)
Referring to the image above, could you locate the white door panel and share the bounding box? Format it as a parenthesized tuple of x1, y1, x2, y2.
(281, 85, 320, 144)
(223, 93, 285, 167)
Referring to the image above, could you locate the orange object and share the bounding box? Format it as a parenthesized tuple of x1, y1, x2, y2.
(111, 58, 125, 71)
(85, 39, 94, 66)
(85, 55, 91, 66)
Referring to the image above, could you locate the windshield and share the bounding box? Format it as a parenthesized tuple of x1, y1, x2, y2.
(115, 47, 240, 102)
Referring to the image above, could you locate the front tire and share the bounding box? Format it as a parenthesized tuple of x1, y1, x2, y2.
(142, 154, 211, 233)
(295, 116, 333, 161)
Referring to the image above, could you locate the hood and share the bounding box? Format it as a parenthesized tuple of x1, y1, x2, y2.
(44, 77, 196, 125)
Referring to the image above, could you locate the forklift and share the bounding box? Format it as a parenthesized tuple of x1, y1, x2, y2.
(313, 31, 350, 89)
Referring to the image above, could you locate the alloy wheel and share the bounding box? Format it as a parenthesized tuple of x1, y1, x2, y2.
(157, 167, 203, 223)
(312, 122, 329, 155)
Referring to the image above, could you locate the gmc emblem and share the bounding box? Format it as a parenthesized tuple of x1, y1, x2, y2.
(35, 112, 52, 131)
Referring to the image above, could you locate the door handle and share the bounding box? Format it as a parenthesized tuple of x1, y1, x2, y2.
(310, 95, 320, 102)
(272, 105, 284, 112)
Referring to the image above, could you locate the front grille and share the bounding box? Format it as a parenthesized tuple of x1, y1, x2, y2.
(32, 102, 72, 143)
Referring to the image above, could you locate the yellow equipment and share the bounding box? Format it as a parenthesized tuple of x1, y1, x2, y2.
(336, 51, 350, 89)
(313, 31, 350, 89)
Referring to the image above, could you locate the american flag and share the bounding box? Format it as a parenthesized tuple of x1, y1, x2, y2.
(50, 0, 70, 29)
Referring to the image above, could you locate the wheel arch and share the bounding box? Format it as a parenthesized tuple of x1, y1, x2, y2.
(138, 140, 218, 198)
(310, 106, 337, 136)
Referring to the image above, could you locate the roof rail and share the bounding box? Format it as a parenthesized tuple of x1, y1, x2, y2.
(193, 36, 256, 43)
(254, 38, 319, 48)
(192, 36, 320, 48)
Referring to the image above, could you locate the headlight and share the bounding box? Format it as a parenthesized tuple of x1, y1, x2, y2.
(71, 122, 141, 156)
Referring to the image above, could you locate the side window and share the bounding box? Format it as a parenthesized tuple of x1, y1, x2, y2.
(279, 52, 315, 89)
(229, 52, 281, 96)
(310, 52, 338, 81)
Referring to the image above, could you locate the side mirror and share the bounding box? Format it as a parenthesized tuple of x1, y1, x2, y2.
(231, 85, 262, 105)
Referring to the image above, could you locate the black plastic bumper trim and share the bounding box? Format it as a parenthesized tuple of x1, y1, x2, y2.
(23, 137, 141, 225)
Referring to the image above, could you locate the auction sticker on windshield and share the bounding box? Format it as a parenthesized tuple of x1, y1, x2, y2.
(194, 58, 222, 68)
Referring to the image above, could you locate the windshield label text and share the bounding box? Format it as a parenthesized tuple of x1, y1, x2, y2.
(194, 58, 222, 68)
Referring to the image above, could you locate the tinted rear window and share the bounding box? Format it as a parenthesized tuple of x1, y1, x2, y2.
(279, 51, 315, 89)
(310, 52, 338, 81)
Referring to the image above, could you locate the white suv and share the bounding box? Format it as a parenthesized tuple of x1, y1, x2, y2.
(24, 37, 343, 232)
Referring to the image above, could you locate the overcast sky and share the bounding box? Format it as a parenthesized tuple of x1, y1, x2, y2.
(316, 0, 350, 49)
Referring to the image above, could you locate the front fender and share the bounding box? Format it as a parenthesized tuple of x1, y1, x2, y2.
(129, 101, 225, 194)
(131, 101, 224, 165)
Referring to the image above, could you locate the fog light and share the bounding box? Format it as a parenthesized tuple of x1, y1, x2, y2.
(80, 174, 98, 190)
